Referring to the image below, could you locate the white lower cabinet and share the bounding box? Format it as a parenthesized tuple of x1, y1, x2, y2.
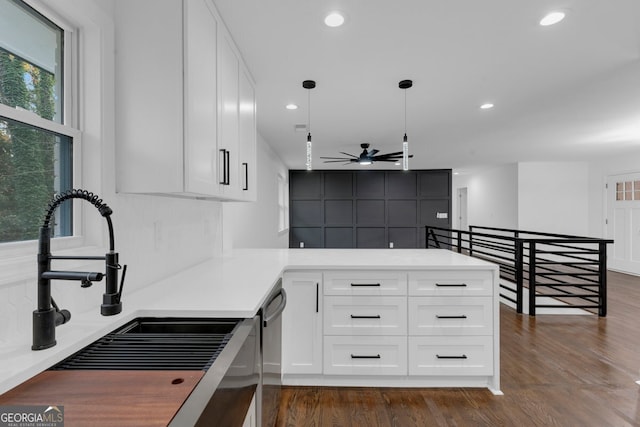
(408, 296, 493, 336)
(408, 336, 494, 376)
(282, 271, 323, 374)
(324, 296, 407, 336)
(283, 269, 500, 393)
(324, 336, 407, 375)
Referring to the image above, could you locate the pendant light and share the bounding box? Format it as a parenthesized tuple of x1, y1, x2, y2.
(303, 80, 316, 171)
(399, 79, 412, 171)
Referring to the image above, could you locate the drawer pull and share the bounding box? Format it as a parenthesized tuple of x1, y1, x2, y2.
(435, 315, 468, 319)
(435, 283, 467, 287)
(351, 354, 381, 359)
(350, 283, 381, 287)
(436, 354, 468, 359)
(350, 314, 381, 319)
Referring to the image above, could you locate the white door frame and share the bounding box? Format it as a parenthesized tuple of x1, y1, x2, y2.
(606, 172, 640, 275)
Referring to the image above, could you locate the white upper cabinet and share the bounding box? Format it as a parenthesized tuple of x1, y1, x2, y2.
(217, 31, 239, 197)
(238, 69, 257, 201)
(184, 0, 218, 195)
(115, 0, 256, 201)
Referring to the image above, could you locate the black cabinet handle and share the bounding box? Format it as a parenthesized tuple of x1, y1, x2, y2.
(350, 283, 381, 287)
(315, 282, 319, 313)
(242, 162, 248, 190)
(350, 314, 381, 319)
(351, 354, 381, 359)
(435, 283, 467, 287)
(436, 354, 468, 359)
(219, 149, 229, 185)
(435, 315, 468, 319)
(225, 150, 230, 185)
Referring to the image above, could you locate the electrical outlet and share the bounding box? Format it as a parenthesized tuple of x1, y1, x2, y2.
(389, 242, 394, 248)
(299, 242, 305, 248)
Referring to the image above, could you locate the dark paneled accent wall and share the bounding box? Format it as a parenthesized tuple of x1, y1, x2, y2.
(289, 170, 452, 248)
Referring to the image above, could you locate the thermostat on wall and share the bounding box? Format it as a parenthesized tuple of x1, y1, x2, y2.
(436, 212, 448, 219)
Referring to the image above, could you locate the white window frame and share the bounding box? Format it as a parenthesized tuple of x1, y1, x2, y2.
(0, 0, 83, 257)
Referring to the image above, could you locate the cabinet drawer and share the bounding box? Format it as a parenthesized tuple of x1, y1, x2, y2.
(408, 336, 493, 376)
(324, 296, 407, 336)
(324, 271, 407, 296)
(408, 297, 492, 336)
(408, 270, 494, 296)
(324, 336, 407, 375)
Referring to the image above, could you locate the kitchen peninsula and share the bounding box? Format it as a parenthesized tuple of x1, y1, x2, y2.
(0, 248, 500, 398)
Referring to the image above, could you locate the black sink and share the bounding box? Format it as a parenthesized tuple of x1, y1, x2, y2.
(115, 317, 238, 335)
(51, 317, 240, 371)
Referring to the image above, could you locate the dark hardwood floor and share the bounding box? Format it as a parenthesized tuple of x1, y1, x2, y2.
(276, 271, 640, 427)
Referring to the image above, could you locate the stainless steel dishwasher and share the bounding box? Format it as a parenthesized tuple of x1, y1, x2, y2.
(260, 279, 287, 427)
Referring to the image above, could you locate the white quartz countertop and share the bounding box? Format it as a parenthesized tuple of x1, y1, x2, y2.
(0, 248, 497, 394)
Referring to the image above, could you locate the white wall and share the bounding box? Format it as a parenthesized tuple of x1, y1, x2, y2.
(517, 162, 589, 236)
(453, 164, 518, 230)
(224, 133, 289, 249)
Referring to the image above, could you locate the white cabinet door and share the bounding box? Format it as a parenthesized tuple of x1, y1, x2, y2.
(324, 296, 407, 336)
(282, 272, 323, 374)
(324, 336, 407, 375)
(115, 0, 185, 194)
(408, 270, 493, 296)
(409, 336, 493, 376)
(217, 30, 240, 197)
(238, 69, 257, 201)
(323, 271, 407, 295)
(184, 0, 218, 195)
(408, 296, 493, 336)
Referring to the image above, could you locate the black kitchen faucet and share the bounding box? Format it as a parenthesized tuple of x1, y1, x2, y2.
(32, 189, 126, 350)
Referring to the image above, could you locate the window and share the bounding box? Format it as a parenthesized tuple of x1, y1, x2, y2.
(615, 180, 640, 202)
(0, 0, 77, 244)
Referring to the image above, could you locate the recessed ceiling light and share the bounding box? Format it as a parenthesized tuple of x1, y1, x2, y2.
(480, 103, 494, 110)
(539, 11, 565, 26)
(324, 12, 345, 27)
(285, 104, 298, 110)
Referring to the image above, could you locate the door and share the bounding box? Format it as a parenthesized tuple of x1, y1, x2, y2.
(606, 173, 640, 274)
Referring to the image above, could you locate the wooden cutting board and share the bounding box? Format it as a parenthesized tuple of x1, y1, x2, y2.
(0, 370, 205, 426)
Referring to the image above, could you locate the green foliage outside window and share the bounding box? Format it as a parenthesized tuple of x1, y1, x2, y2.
(0, 48, 70, 243)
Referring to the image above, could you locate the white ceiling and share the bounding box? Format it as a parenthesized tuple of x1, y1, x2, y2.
(212, 0, 640, 172)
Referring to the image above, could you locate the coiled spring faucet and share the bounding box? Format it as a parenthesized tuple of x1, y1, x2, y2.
(32, 189, 126, 350)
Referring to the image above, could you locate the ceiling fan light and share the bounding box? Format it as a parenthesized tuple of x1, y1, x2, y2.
(359, 159, 372, 166)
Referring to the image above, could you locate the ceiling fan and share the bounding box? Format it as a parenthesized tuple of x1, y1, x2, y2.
(321, 143, 413, 166)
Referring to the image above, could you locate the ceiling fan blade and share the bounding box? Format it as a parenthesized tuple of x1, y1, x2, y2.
(321, 156, 352, 160)
(369, 149, 379, 156)
(373, 156, 401, 160)
(323, 159, 353, 163)
(373, 159, 401, 162)
(374, 151, 403, 157)
(339, 152, 358, 158)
